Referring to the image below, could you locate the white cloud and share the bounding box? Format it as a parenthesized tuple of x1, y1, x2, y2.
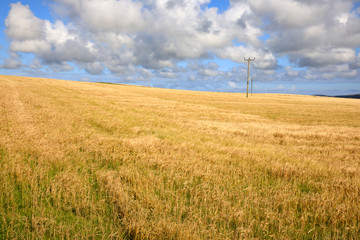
(30, 58, 42, 70)
(201, 69, 220, 77)
(1, 52, 22, 69)
(305, 71, 317, 80)
(54, 0, 146, 33)
(261, 0, 359, 70)
(2, 0, 359, 86)
(298, 48, 356, 67)
(336, 13, 350, 25)
(285, 66, 299, 77)
(248, 0, 322, 29)
(44, 20, 76, 45)
(2, 0, 268, 74)
(276, 84, 285, 90)
(216, 45, 277, 70)
(5, 2, 44, 40)
(10, 40, 50, 53)
(83, 62, 104, 75)
(271, 84, 297, 92)
(350, 53, 360, 69)
(5, 2, 98, 66)
(320, 64, 358, 79)
(228, 81, 237, 88)
(48, 62, 74, 72)
(159, 71, 177, 79)
(305, 63, 358, 81)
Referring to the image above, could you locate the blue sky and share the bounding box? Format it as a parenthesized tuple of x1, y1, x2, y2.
(1, 0, 359, 95)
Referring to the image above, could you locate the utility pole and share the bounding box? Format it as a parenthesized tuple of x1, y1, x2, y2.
(244, 58, 255, 98)
(251, 78, 253, 96)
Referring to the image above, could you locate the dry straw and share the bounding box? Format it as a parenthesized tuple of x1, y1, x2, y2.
(0, 75, 359, 239)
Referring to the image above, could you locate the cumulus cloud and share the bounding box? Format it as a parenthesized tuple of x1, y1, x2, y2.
(159, 70, 177, 79)
(259, 0, 360, 70)
(48, 62, 74, 72)
(297, 48, 356, 67)
(319, 64, 358, 79)
(5, 2, 98, 66)
(83, 62, 104, 75)
(228, 81, 237, 88)
(1, 52, 22, 69)
(10, 40, 50, 53)
(53, 0, 146, 33)
(350, 53, 360, 69)
(304, 63, 358, 82)
(285, 66, 299, 77)
(41, 39, 97, 64)
(216, 46, 277, 70)
(183, 61, 229, 81)
(5, 2, 44, 40)
(2, 0, 359, 86)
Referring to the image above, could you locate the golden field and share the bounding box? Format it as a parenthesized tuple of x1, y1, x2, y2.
(0, 75, 359, 239)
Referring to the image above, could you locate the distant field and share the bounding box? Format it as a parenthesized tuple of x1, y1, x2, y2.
(1, 75, 359, 239)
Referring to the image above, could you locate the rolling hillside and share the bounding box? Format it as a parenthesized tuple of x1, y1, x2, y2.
(1, 75, 360, 239)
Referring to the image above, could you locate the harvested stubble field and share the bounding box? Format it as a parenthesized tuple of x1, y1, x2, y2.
(0, 75, 360, 239)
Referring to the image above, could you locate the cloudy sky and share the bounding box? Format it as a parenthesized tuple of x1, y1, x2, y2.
(0, 0, 359, 95)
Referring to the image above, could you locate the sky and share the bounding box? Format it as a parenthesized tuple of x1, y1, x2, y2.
(0, 0, 359, 95)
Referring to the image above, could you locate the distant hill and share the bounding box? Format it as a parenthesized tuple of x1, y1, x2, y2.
(313, 93, 360, 99)
(334, 94, 360, 99)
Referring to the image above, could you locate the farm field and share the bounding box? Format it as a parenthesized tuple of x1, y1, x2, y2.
(0, 75, 360, 239)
